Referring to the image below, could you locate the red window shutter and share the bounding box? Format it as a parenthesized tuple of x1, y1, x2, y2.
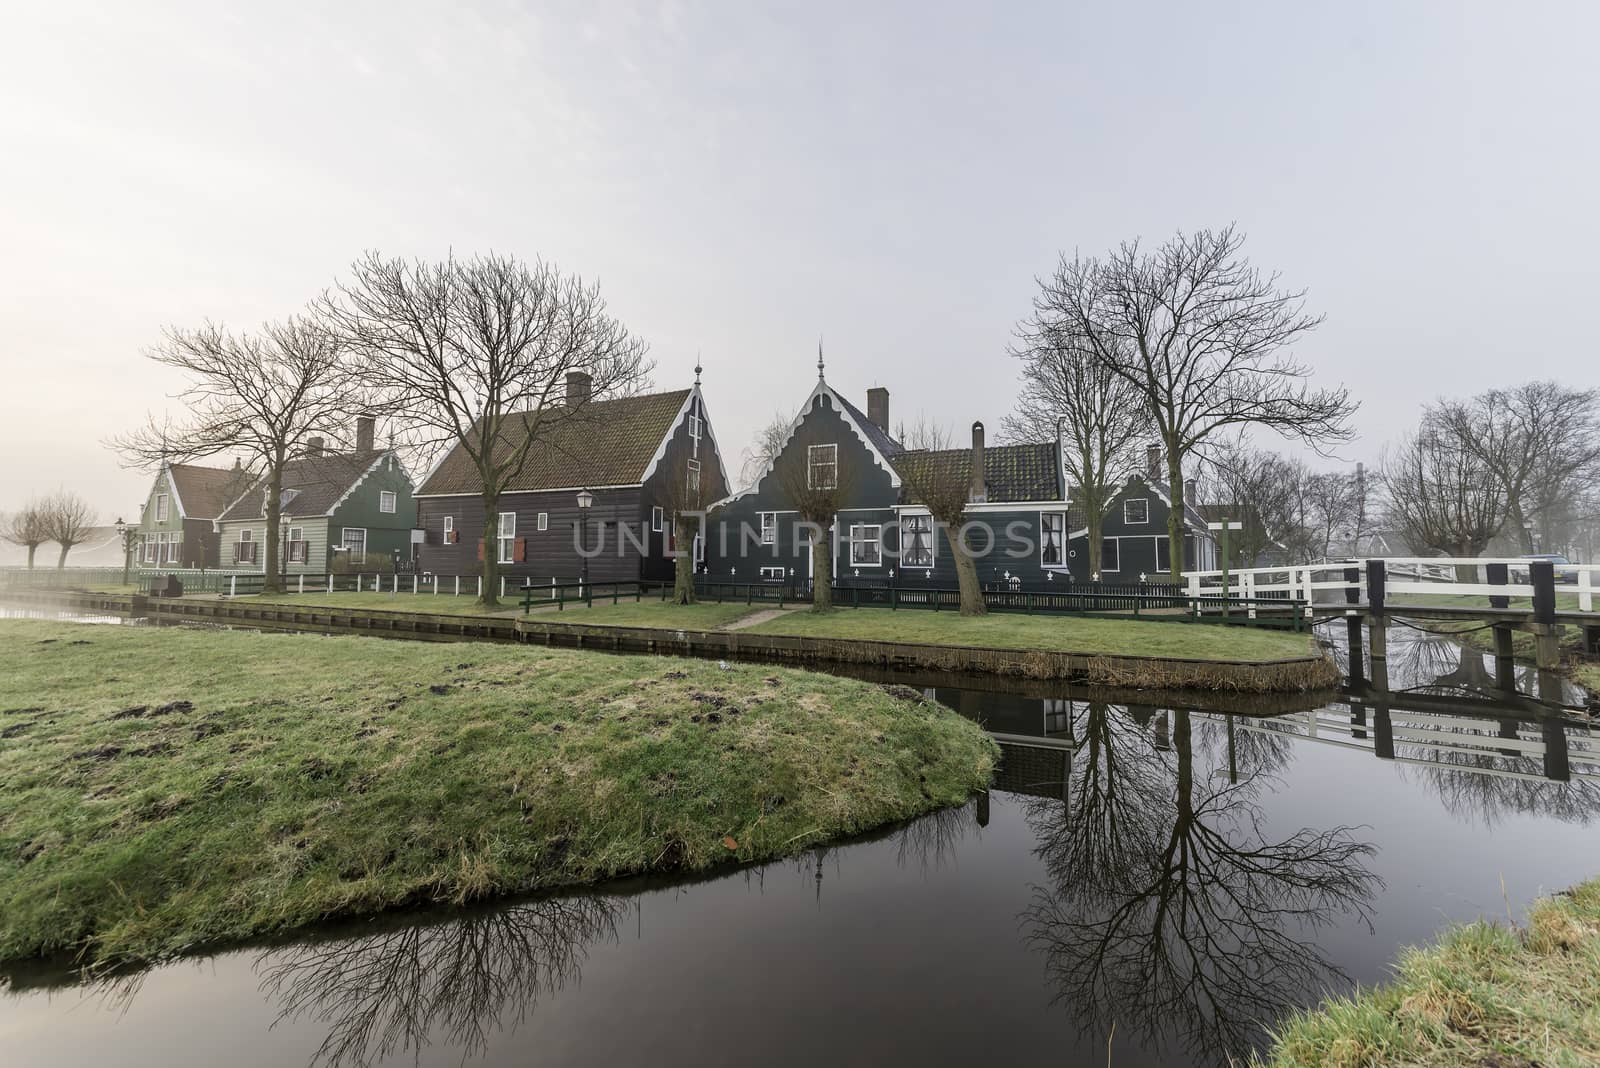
(477, 538, 485, 562)
(514, 537, 527, 563)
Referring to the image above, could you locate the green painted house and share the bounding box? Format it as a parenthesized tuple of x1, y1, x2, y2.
(134, 461, 252, 570)
(214, 428, 417, 575)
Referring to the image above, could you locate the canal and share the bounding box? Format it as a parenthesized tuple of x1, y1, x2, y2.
(2, 618, 1596, 1066)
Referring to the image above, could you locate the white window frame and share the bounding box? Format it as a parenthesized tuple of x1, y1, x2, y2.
(341, 527, 367, 559)
(237, 528, 258, 564)
(497, 512, 516, 564)
(379, 490, 397, 514)
(759, 566, 786, 580)
(849, 523, 883, 567)
(1040, 511, 1067, 567)
(286, 526, 305, 563)
(1100, 536, 1121, 573)
(443, 516, 454, 544)
(167, 532, 183, 564)
(759, 511, 777, 545)
(807, 444, 837, 490)
(652, 506, 665, 533)
(1155, 535, 1171, 574)
(537, 512, 549, 532)
(155, 493, 169, 522)
(687, 458, 701, 493)
(1124, 498, 1150, 525)
(900, 511, 935, 568)
(689, 413, 702, 457)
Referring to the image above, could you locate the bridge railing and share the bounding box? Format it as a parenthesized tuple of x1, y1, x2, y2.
(1184, 558, 1599, 615)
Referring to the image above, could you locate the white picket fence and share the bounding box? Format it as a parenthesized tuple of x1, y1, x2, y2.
(1185, 557, 1598, 616)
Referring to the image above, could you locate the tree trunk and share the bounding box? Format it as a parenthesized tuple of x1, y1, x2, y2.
(1086, 508, 1103, 578)
(480, 488, 500, 608)
(262, 457, 285, 595)
(810, 533, 832, 612)
(952, 523, 987, 616)
(56, 543, 68, 569)
(1167, 448, 1186, 582)
(672, 515, 697, 605)
(26, 544, 36, 569)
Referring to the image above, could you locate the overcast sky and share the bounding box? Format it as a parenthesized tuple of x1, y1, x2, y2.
(3, 0, 1597, 515)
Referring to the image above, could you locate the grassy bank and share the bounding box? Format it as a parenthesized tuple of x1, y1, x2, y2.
(0, 620, 996, 966)
(1259, 878, 1600, 1066)
(1436, 620, 1598, 699)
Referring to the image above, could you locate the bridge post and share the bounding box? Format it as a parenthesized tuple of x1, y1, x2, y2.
(1350, 700, 1367, 740)
(1344, 565, 1360, 605)
(1372, 703, 1393, 760)
(1346, 613, 1365, 684)
(975, 789, 991, 828)
(1493, 624, 1517, 692)
(1527, 560, 1563, 670)
(1585, 623, 1600, 657)
(1365, 560, 1388, 691)
(1486, 561, 1509, 609)
(1542, 718, 1571, 783)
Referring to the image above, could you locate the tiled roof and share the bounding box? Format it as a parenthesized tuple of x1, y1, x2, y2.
(169, 463, 252, 519)
(835, 392, 904, 459)
(893, 442, 1061, 505)
(416, 389, 691, 496)
(218, 451, 386, 521)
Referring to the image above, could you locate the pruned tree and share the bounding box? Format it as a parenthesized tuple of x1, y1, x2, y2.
(659, 454, 714, 605)
(1003, 316, 1145, 577)
(1381, 415, 1508, 563)
(41, 491, 97, 569)
(1431, 382, 1600, 553)
(1036, 226, 1356, 580)
(894, 420, 988, 616)
(324, 251, 652, 608)
(773, 438, 857, 612)
(739, 411, 790, 491)
(1, 499, 51, 569)
(110, 316, 356, 594)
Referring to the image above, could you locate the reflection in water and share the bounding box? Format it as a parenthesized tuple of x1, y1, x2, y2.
(256, 894, 623, 1068)
(1014, 709, 1381, 1060)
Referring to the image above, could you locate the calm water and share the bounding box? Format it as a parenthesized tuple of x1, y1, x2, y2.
(3, 620, 1598, 1067)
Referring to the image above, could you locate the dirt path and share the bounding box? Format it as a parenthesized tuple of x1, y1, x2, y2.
(721, 607, 801, 631)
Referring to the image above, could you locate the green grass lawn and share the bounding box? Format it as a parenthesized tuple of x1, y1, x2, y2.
(1258, 878, 1600, 1066)
(0, 620, 995, 966)
(742, 607, 1321, 662)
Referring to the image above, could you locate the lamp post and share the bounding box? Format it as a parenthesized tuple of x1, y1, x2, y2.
(115, 517, 133, 588)
(576, 488, 594, 604)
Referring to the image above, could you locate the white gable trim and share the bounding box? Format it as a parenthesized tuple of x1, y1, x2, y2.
(638, 384, 730, 490)
(323, 451, 413, 517)
(160, 464, 188, 521)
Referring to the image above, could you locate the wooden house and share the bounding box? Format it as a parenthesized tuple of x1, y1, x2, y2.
(412, 371, 728, 583)
(1064, 448, 1218, 580)
(213, 418, 417, 574)
(134, 461, 252, 569)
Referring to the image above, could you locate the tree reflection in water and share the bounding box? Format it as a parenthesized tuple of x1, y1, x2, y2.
(1020, 705, 1382, 1063)
(254, 894, 624, 1068)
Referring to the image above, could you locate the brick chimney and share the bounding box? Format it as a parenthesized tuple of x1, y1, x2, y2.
(305, 436, 324, 457)
(355, 416, 376, 453)
(866, 387, 889, 433)
(565, 370, 592, 407)
(969, 421, 987, 504)
(1184, 480, 1197, 506)
(1145, 443, 1162, 482)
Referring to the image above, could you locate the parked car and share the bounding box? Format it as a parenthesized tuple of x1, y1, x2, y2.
(1520, 554, 1579, 584)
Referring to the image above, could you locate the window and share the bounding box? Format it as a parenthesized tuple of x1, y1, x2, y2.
(287, 527, 306, 563)
(901, 512, 934, 567)
(155, 493, 169, 522)
(1155, 536, 1171, 574)
(807, 444, 837, 490)
(1040, 512, 1066, 566)
(760, 566, 786, 580)
(759, 512, 777, 545)
(167, 533, 182, 564)
(687, 458, 701, 493)
(497, 512, 516, 564)
(443, 516, 454, 544)
(850, 524, 882, 566)
(652, 506, 665, 533)
(236, 529, 258, 564)
(1124, 498, 1150, 525)
(379, 490, 397, 514)
(1101, 537, 1120, 573)
(537, 512, 549, 532)
(342, 527, 367, 559)
(689, 413, 702, 457)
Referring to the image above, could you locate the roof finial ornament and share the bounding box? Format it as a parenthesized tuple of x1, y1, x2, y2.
(817, 337, 825, 381)
(694, 352, 702, 386)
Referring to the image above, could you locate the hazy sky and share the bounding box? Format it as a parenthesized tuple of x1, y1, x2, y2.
(3, 1, 1597, 515)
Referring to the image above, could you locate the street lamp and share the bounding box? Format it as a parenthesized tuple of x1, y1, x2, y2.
(576, 488, 594, 602)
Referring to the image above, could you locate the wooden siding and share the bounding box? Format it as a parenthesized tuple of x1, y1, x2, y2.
(416, 486, 648, 583)
(214, 518, 332, 575)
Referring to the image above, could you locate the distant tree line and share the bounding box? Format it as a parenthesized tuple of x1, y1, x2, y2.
(1, 491, 99, 569)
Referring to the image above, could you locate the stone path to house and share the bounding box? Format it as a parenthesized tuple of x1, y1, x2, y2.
(720, 607, 801, 631)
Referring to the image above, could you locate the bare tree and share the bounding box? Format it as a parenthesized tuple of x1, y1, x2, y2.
(324, 252, 652, 609)
(1, 499, 51, 569)
(1037, 226, 1356, 580)
(110, 316, 356, 594)
(658, 457, 714, 605)
(1381, 415, 1508, 562)
(1004, 317, 1145, 576)
(1303, 469, 1367, 562)
(773, 441, 857, 612)
(40, 490, 97, 569)
(894, 420, 987, 616)
(738, 412, 790, 490)
(1199, 439, 1300, 568)
(1432, 382, 1600, 553)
